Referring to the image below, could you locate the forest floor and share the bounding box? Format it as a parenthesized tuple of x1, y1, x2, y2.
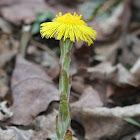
(0, 0, 140, 140)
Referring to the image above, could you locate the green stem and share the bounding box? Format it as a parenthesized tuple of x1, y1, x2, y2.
(56, 38, 73, 140)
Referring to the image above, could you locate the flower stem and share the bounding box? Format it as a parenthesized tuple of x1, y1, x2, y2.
(56, 38, 73, 140)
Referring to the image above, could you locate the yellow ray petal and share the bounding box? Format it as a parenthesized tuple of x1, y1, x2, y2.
(40, 12, 97, 46)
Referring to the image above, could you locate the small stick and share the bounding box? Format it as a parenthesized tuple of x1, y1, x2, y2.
(30, 39, 59, 61)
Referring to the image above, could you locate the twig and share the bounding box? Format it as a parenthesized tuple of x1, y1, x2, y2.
(0, 31, 12, 44)
(0, 31, 12, 36)
(71, 91, 80, 98)
(97, 0, 116, 15)
(87, 0, 116, 21)
(30, 39, 59, 61)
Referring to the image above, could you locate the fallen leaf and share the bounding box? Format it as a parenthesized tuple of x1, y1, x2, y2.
(99, 3, 124, 35)
(94, 39, 121, 63)
(74, 44, 90, 67)
(78, 1, 104, 20)
(0, 0, 14, 5)
(121, 0, 131, 32)
(72, 104, 140, 140)
(71, 86, 103, 109)
(89, 20, 111, 41)
(0, 0, 77, 25)
(0, 49, 17, 68)
(0, 69, 9, 99)
(0, 127, 16, 140)
(117, 35, 139, 67)
(32, 109, 77, 140)
(0, 101, 13, 121)
(121, 132, 140, 140)
(130, 57, 140, 79)
(0, 17, 13, 33)
(0, 37, 18, 68)
(0, 126, 34, 140)
(40, 51, 58, 68)
(94, 34, 140, 66)
(106, 64, 139, 87)
(130, 35, 140, 57)
(48, 64, 60, 80)
(132, 0, 140, 9)
(32, 109, 58, 139)
(10, 55, 59, 125)
(46, 0, 84, 6)
(81, 62, 139, 87)
(0, 0, 47, 25)
(10, 127, 34, 140)
(71, 76, 85, 94)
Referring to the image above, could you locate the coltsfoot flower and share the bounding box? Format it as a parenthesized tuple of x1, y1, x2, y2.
(40, 12, 97, 140)
(40, 12, 97, 46)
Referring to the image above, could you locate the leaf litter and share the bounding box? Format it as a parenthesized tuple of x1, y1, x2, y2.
(0, 0, 140, 140)
(9, 55, 59, 125)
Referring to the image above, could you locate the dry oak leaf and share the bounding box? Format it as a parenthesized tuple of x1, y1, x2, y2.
(71, 86, 103, 109)
(0, 126, 34, 140)
(0, 0, 14, 5)
(0, 0, 78, 25)
(72, 104, 140, 140)
(10, 55, 59, 126)
(0, 0, 47, 25)
(121, 132, 140, 140)
(32, 109, 58, 139)
(82, 62, 139, 87)
(0, 38, 18, 68)
(0, 69, 9, 98)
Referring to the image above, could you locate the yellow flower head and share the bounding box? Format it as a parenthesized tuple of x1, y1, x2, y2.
(40, 12, 97, 46)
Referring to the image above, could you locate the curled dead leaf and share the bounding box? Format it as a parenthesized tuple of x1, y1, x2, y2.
(72, 104, 140, 140)
(81, 62, 140, 87)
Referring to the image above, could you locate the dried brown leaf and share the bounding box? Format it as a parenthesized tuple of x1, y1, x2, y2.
(82, 62, 139, 87)
(72, 76, 85, 94)
(132, 0, 140, 9)
(0, 101, 13, 121)
(131, 57, 140, 79)
(0, 0, 77, 25)
(121, 0, 131, 32)
(0, 0, 14, 5)
(32, 110, 58, 139)
(0, 36, 18, 68)
(10, 55, 59, 125)
(121, 132, 140, 140)
(118, 35, 139, 66)
(89, 21, 111, 41)
(0, 17, 13, 33)
(0, 0, 47, 25)
(0, 69, 9, 98)
(94, 39, 121, 63)
(99, 4, 123, 35)
(48, 63, 60, 79)
(72, 104, 140, 140)
(71, 86, 103, 109)
(0, 126, 34, 140)
(0, 127, 16, 140)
